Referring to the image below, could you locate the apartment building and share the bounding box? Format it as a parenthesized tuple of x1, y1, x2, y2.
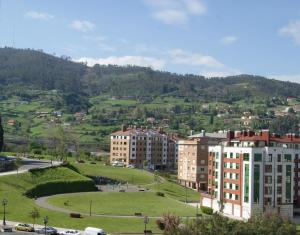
(110, 125, 178, 169)
(177, 131, 226, 191)
(201, 130, 300, 219)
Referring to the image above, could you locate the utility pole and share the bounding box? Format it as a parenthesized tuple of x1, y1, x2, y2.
(89, 200, 92, 216)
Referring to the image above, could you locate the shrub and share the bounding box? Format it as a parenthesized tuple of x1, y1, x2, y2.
(156, 219, 165, 230)
(25, 179, 97, 198)
(156, 192, 165, 197)
(70, 213, 82, 218)
(200, 206, 213, 215)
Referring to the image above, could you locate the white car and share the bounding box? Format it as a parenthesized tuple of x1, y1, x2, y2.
(59, 230, 81, 235)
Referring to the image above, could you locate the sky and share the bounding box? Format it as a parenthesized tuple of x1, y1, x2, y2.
(0, 0, 300, 83)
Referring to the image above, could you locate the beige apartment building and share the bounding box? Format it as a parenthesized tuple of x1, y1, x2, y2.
(110, 125, 178, 170)
(177, 131, 226, 191)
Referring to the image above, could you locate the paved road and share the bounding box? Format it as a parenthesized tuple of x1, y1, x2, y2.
(0, 158, 61, 176)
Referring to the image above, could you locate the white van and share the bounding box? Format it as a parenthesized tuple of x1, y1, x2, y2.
(111, 161, 124, 167)
(83, 227, 106, 235)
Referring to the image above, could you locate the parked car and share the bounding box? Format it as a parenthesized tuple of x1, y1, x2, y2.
(83, 227, 106, 235)
(127, 164, 135, 168)
(15, 223, 35, 232)
(111, 161, 124, 167)
(35, 226, 58, 235)
(0, 226, 13, 232)
(59, 230, 80, 235)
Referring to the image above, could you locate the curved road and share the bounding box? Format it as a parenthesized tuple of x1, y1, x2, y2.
(0, 157, 61, 176)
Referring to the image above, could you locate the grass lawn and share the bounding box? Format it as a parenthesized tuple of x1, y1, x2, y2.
(147, 180, 200, 202)
(47, 191, 196, 216)
(73, 162, 155, 185)
(0, 168, 160, 233)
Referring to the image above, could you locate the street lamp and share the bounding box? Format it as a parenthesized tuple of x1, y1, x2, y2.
(2, 199, 8, 226)
(43, 216, 48, 235)
(144, 215, 149, 235)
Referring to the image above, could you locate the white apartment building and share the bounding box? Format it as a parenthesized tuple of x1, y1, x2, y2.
(201, 130, 299, 220)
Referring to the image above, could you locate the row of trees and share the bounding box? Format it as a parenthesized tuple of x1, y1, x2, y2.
(157, 213, 297, 235)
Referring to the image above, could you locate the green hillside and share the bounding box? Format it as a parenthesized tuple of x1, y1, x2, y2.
(0, 47, 299, 152)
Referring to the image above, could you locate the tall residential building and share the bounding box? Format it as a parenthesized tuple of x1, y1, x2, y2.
(177, 131, 226, 191)
(201, 130, 300, 219)
(110, 125, 178, 169)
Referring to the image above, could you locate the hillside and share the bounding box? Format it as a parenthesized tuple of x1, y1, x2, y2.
(1, 47, 300, 101)
(0, 47, 299, 152)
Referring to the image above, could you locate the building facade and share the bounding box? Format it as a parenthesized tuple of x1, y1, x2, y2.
(201, 130, 300, 219)
(177, 132, 226, 191)
(110, 125, 178, 169)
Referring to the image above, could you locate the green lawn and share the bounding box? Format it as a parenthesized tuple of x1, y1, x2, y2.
(73, 162, 155, 185)
(47, 191, 196, 216)
(0, 168, 159, 233)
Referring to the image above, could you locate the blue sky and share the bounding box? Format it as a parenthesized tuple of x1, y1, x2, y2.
(0, 0, 300, 83)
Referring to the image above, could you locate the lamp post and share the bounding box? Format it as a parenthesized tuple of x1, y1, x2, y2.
(89, 200, 92, 216)
(43, 216, 48, 235)
(2, 199, 7, 226)
(144, 216, 149, 235)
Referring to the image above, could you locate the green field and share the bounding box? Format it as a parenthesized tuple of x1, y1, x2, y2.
(47, 191, 196, 216)
(73, 162, 155, 185)
(0, 163, 201, 233)
(0, 167, 160, 233)
(73, 162, 200, 202)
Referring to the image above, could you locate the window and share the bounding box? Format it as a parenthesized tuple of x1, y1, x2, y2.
(277, 186, 282, 194)
(277, 176, 282, 184)
(254, 165, 260, 203)
(277, 154, 281, 162)
(236, 153, 240, 159)
(244, 163, 249, 203)
(277, 165, 282, 173)
(284, 154, 292, 162)
(265, 176, 272, 184)
(265, 165, 272, 173)
(243, 153, 249, 161)
(254, 153, 262, 162)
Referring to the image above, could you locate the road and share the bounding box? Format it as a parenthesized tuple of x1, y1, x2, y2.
(0, 158, 61, 176)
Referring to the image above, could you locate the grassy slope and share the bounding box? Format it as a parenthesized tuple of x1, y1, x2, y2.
(47, 191, 196, 216)
(0, 167, 159, 233)
(73, 162, 200, 202)
(73, 162, 155, 185)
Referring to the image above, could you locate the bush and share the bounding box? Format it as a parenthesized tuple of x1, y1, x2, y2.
(70, 213, 82, 218)
(156, 219, 165, 230)
(200, 206, 213, 215)
(156, 192, 165, 197)
(25, 179, 97, 198)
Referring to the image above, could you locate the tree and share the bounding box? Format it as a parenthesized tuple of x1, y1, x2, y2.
(29, 207, 40, 229)
(269, 115, 299, 135)
(14, 156, 23, 174)
(0, 115, 3, 152)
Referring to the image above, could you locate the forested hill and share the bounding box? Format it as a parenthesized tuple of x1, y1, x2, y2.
(0, 47, 300, 103)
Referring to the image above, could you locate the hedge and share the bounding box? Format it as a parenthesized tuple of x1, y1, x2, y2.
(25, 179, 98, 198)
(200, 206, 213, 215)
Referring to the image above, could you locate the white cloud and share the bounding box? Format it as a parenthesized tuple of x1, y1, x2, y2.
(152, 10, 188, 25)
(201, 68, 240, 78)
(144, 0, 206, 25)
(169, 48, 224, 68)
(183, 0, 206, 15)
(71, 20, 95, 32)
(25, 11, 54, 20)
(75, 56, 166, 70)
(220, 36, 238, 45)
(279, 20, 300, 44)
